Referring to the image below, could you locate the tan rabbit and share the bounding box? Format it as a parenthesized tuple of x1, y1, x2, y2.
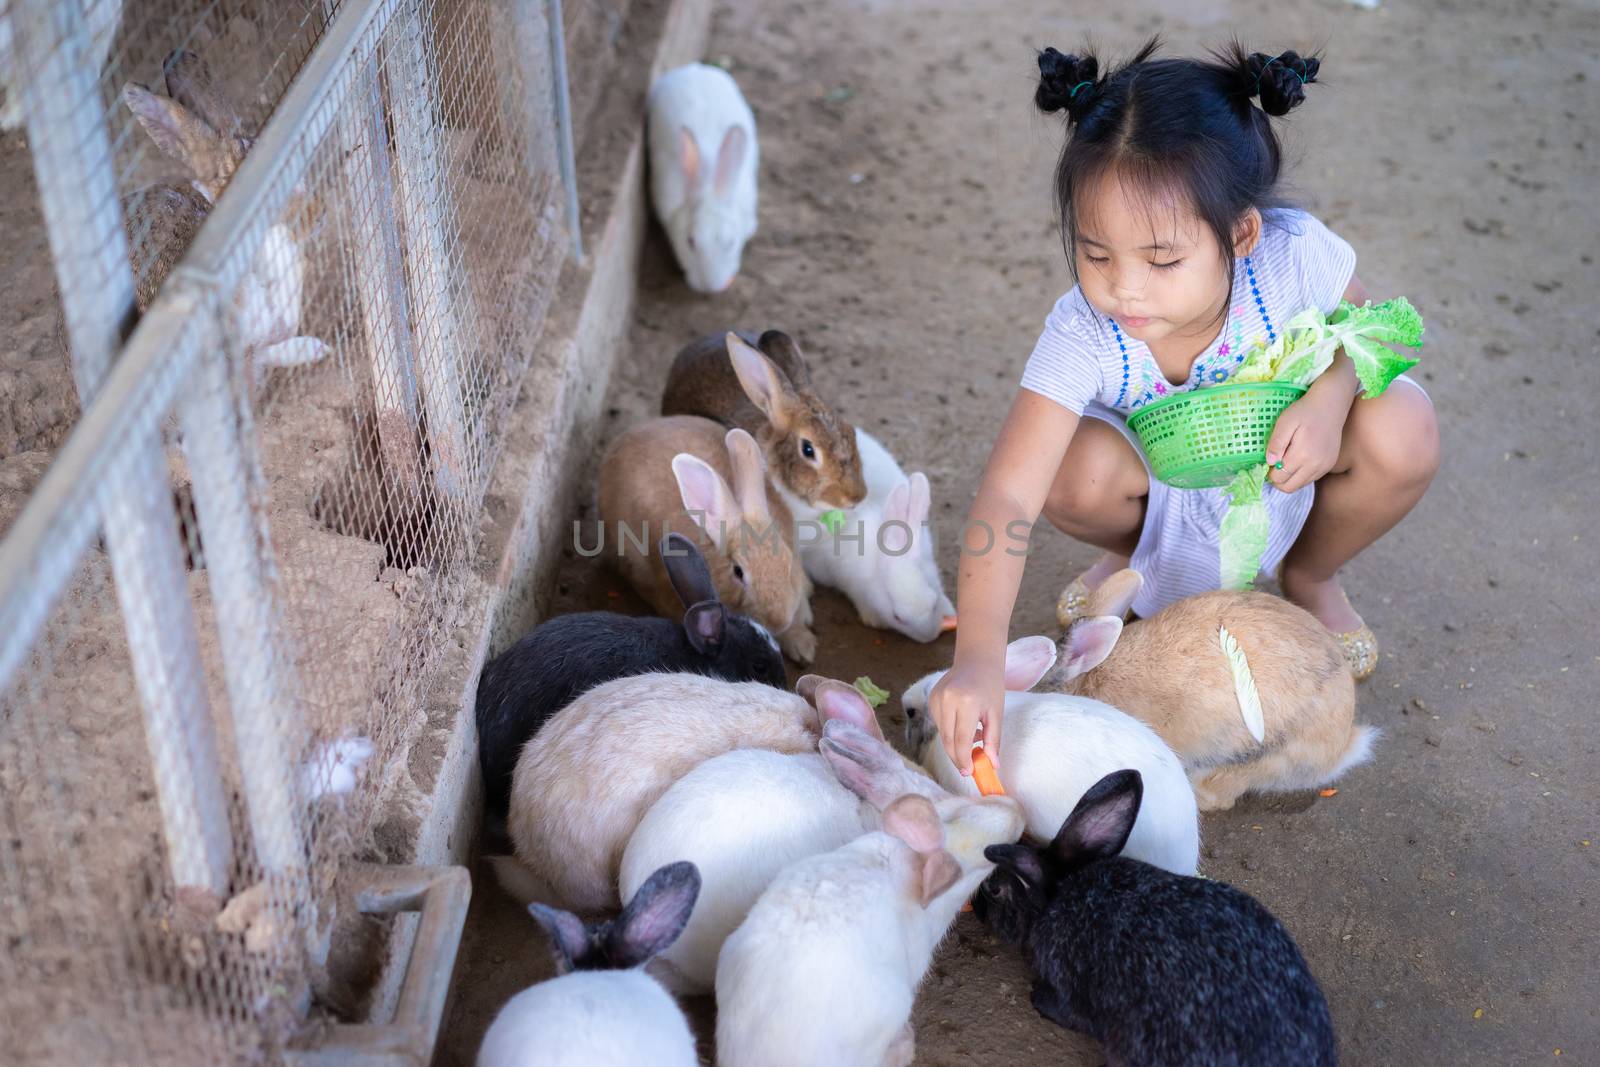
(118, 51, 327, 382)
(598, 415, 816, 664)
(660, 330, 866, 512)
(1051, 569, 1376, 812)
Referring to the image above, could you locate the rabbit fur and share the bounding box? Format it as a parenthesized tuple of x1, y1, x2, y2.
(978, 770, 1337, 1067)
(119, 51, 326, 385)
(617, 678, 934, 993)
(661, 329, 866, 511)
(799, 426, 953, 642)
(475, 533, 786, 818)
(902, 635, 1200, 875)
(1053, 569, 1376, 811)
(715, 781, 1023, 1067)
(647, 63, 758, 293)
(477, 862, 701, 1067)
(505, 672, 860, 913)
(598, 414, 815, 664)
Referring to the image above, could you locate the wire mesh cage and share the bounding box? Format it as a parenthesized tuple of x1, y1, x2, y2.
(0, 0, 582, 1061)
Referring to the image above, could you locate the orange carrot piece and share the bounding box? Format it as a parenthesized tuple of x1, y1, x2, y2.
(971, 747, 1005, 797)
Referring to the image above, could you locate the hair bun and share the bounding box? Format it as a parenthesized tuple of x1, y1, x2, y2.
(1037, 47, 1100, 119)
(1246, 50, 1319, 116)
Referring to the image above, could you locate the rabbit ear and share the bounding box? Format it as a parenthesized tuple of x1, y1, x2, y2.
(671, 454, 739, 547)
(756, 330, 812, 387)
(725, 333, 795, 433)
(1057, 617, 1123, 681)
(916, 849, 962, 908)
(819, 719, 907, 807)
(1088, 569, 1143, 619)
(881, 794, 944, 853)
(1001, 635, 1058, 691)
(712, 123, 748, 198)
(984, 842, 1047, 888)
(906, 472, 932, 528)
(678, 126, 701, 188)
(1049, 769, 1143, 868)
(163, 50, 243, 143)
(793, 673, 824, 704)
(527, 903, 592, 974)
(661, 532, 718, 608)
(880, 480, 914, 555)
(723, 428, 772, 521)
(123, 82, 223, 172)
(609, 861, 701, 968)
(682, 601, 726, 655)
(813, 679, 884, 740)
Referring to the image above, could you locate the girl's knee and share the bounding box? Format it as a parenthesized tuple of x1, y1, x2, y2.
(1044, 421, 1145, 527)
(1351, 385, 1439, 489)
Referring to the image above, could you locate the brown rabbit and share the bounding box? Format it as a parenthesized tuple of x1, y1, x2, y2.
(598, 415, 816, 665)
(1050, 569, 1375, 812)
(660, 330, 866, 512)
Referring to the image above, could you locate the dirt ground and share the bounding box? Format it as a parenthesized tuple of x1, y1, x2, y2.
(441, 0, 1600, 1062)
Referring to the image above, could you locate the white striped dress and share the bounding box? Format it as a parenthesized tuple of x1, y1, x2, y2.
(1019, 209, 1358, 618)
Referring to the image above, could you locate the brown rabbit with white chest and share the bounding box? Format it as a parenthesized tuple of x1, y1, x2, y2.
(1051, 569, 1376, 811)
(117, 51, 327, 384)
(598, 415, 815, 664)
(661, 330, 866, 512)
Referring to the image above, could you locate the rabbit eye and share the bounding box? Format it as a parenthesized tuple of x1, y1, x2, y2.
(732, 563, 746, 584)
(800, 438, 816, 461)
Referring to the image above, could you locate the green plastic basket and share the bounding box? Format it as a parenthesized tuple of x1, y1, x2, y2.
(1126, 382, 1307, 489)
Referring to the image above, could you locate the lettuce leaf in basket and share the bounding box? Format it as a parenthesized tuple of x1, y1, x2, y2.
(1226, 298, 1424, 395)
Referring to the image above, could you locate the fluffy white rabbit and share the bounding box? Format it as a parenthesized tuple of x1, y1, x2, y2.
(789, 427, 954, 642)
(618, 677, 938, 993)
(715, 775, 1023, 1067)
(647, 63, 758, 293)
(901, 635, 1201, 875)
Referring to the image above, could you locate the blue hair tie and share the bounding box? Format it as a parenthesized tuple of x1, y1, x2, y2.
(1069, 80, 1093, 98)
(1254, 52, 1307, 90)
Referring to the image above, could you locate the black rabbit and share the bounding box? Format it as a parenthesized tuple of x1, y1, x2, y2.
(475, 533, 787, 816)
(977, 769, 1338, 1067)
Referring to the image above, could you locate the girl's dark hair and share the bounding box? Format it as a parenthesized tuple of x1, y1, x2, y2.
(1036, 38, 1322, 323)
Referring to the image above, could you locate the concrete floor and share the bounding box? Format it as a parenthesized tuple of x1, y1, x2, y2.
(437, 0, 1600, 1062)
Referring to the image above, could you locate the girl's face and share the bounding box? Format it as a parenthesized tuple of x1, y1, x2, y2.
(1072, 171, 1258, 349)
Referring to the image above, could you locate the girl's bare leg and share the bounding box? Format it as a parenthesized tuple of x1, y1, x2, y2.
(1279, 381, 1440, 631)
(1040, 418, 1149, 585)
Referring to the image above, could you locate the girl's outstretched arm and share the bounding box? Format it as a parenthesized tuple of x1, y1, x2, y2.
(931, 388, 1078, 774)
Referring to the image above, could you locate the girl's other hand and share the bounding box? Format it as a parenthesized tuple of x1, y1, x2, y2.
(929, 659, 1007, 776)
(1266, 389, 1348, 494)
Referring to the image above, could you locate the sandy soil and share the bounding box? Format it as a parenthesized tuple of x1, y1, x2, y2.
(437, 0, 1600, 1063)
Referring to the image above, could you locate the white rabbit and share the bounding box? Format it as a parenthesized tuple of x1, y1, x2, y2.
(787, 427, 955, 642)
(617, 678, 937, 994)
(715, 779, 1024, 1067)
(647, 63, 758, 293)
(505, 672, 869, 913)
(478, 861, 700, 1067)
(901, 635, 1201, 875)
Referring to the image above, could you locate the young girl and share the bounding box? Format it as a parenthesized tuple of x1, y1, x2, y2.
(930, 41, 1439, 775)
